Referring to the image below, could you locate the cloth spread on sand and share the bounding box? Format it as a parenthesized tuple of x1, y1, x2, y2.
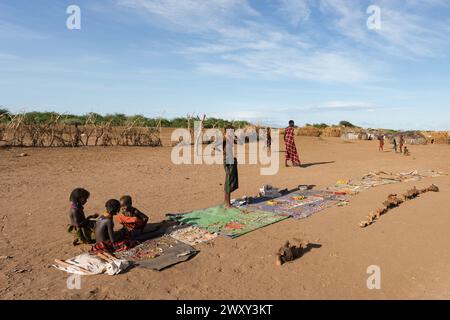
(241, 190, 348, 220)
(327, 170, 447, 195)
(168, 205, 289, 238)
(114, 236, 197, 271)
(135, 242, 197, 271)
(285, 127, 300, 165)
(168, 225, 218, 246)
(52, 253, 130, 276)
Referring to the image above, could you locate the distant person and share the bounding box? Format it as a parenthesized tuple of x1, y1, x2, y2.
(404, 146, 410, 156)
(223, 125, 239, 208)
(284, 120, 301, 167)
(399, 135, 405, 153)
(266, 127, 272, 151)
(116, 195, 149, 238)
(378, 134, 385, 152)
(392, 136, 398, 152)
(90, 199, 131, 254)
(67, 188, 97, 246)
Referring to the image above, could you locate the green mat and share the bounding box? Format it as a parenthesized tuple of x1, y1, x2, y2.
(169, 205, 289, 238)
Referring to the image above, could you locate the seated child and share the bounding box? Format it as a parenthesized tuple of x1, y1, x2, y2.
(90, 199, 132, 254)
(116, 195, 149, 237)
(67, 188, 98, 245)
(404, 146, 410, 156)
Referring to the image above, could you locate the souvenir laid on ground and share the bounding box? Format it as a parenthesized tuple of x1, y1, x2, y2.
(329, 169, 446, 196)
(168, 225, 218, 246)
(168, 205, 289, 238)
(359, 184, 439, 228)
(113, 236, 198, 271)
(276, 239, 309, 266)
(243, 189, 349, 220)
(259, 185, 282, 198)
(327, 182, 362, 195)
(52, 252, 130, 276)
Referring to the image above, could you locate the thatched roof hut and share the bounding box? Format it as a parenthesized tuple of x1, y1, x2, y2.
(296, 126, 321, 137)
(397, 131, 427, 145)
(321, 126, 341, 137)
(421, 131, 450, 144)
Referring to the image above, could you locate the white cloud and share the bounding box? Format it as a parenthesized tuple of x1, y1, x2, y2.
(0, 21, 47, 39)
(0, 53, 17, 61)
(306, 101, 376, 112)
(116, 0, 450, 85)
(277, 0, 311, 26)
(117, 0, 259, 33)
(319, 0, 450, 59)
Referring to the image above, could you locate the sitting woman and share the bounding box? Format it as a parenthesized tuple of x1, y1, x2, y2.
(116, 195, 149, 238)
(67, 188, 98, 245)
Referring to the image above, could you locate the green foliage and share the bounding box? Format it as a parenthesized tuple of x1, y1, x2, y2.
(339, 120, 356, 128)
(22, 111, 60, 124)
(312, 123, 329, 129)
(0, 109, 251, 128)
(0, 107, 10, 123)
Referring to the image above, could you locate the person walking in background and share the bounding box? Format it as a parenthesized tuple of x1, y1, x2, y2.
(378, 134, 385, 151)
(392, 136, 398, 152)
(284, 120, 301, 167)
(399, 135, 405, 153)
(266, 127, 272, 151)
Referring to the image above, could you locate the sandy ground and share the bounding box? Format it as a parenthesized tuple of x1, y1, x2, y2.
(1, 134, 450, 300)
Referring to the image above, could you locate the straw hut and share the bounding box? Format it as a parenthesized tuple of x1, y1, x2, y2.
(396, 131, 427, 145)
(296, 126, 321, 137)
(421, 131, 450, 144)
(321, 126, 341, 137)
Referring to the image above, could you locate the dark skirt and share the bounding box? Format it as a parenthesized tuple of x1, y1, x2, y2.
(224, 158, 239, 194)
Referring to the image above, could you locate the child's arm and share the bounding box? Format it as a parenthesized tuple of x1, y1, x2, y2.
(86, 213, 99, 220)
(135, 209, 149, 230)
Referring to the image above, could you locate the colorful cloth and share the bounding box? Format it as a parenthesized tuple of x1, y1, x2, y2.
(285, 127, 300, 165)
(169, 205, 288, 238)
(242, 190, 348, 220)
(89, 239, 135, 254)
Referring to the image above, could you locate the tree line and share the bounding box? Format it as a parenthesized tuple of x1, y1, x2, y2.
(0, 108, 250, 129)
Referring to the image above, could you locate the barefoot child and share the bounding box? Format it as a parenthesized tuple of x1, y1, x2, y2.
(223, 125, 239, 208)
(378, 134, 385, 151)
(116, 195, 149, 237)
(90, 199, 131, 254)
(403, 146, 410, 156)
(399, 135, 405, 153)
(67, 188, 97, 245)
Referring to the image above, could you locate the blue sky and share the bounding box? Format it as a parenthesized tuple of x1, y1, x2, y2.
(1, 0, 450, 129)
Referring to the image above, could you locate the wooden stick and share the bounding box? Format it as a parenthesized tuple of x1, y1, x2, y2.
(54, 259, 91, 274)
